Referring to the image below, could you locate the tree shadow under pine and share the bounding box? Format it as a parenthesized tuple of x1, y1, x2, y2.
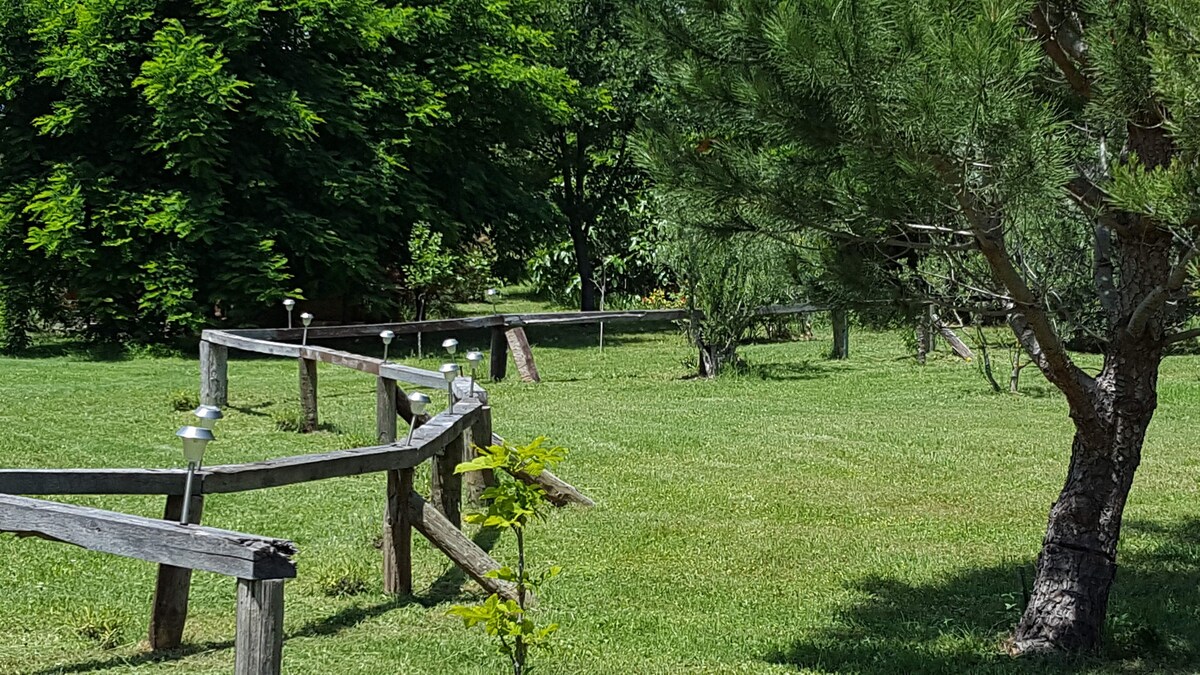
(765, 519, 1200, 674)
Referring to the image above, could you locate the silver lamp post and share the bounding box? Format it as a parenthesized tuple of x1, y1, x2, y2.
(442, 337, 458, 358)
(465, 350, 483, 397)
(283, 298, 296, 329)
(193, 405, 223, 431)
(486, 287, 500, 312)
(380, 330, 395, 363)
(439, 363, 459, 413)
(175, 425, 214, 525)
(406, 391, 430, 445)
(300, 312, 313, 346)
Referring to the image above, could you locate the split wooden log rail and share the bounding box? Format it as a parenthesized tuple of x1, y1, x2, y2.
(201, 303, 841, 391)
(0, 400, 532, 673)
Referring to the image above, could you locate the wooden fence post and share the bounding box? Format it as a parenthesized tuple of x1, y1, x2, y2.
(375, 378, 397, 445)
(377, 376, 412, 595)
(199, 341, 228, 407)
(429, 431, 464, 529)
(489, 326, 508, 381)
(148, 493, 204, 650)
(505, 327, 541, 382)
(298, 358, 318, 433)
(831, 308, 850, 360)
(465, 406, 495, 507)
(235, 578, 285, 675)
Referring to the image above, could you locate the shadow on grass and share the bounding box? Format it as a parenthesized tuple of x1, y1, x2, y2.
(750, 360, 834, 382)
(26, 528, 505, 674)
(765, 519, 1200, 674)
(24, 639, 235, 675)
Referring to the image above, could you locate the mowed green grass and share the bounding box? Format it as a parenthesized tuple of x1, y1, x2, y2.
(2, 318, 1200, 674)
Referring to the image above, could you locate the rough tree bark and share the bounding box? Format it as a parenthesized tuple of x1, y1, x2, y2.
(570, 218, 597, 312)
(1008, 235, 1170, 654)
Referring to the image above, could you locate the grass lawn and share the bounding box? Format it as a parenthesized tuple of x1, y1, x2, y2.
(1, 311, 1199, 674)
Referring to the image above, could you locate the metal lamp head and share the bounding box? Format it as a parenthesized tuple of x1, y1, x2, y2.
(283, 299, 296, 310)
(300, 312, 314, 327)
(176, 425, 214, 465)
(193, 405, 224, 431)
(465, 350, 484, 366)
(408, 391, 431, 416)
(486, 288, 499, 298)
(439, 362, 459, 382)
(442, 338, 458, 355)
(380, 330, 395, 345)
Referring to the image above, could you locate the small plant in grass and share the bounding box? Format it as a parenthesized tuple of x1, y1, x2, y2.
(449, 437, 566, 675)
(315, 567, 370, 598)
(270, 409, 302, 432)
(167, 388, 198, 412)
(74, 608, 124, 649)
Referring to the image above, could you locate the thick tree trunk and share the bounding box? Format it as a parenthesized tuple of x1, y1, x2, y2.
(1009, 335, 1161, 653)
(569, 219, 597, 312)
(697, 341, 737, 378)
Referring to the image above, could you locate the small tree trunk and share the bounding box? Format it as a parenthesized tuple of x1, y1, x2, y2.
(916, 320, 931, 365)
(1010, 350, 1022, 394)
(569, 220, 597, 312)
(1009, 340, 1160, 653)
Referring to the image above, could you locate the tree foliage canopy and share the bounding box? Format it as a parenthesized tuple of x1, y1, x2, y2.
(0, 0, 573, 345)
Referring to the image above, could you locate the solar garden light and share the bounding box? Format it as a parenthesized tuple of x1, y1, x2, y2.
(486, 287, 500, 311)
(465, 350, 484, 397)
(193, 405, 223, 431)
(439, 362, 459, 413)
(300, 312, 313, 345)
(406, 391, 430, 445)
(380, 330, 395, 363)
(283, 298, 296, 329)
(442, 337, 458, 357)
(175, 425, 214, 525)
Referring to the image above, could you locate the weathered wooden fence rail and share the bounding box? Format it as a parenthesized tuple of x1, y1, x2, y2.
(201, 303, 845, 389)
(0, 400, 532, 674)
(0, 493, 295, 674)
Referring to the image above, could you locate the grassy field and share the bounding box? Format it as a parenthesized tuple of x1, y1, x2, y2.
(1, 309, 1199, 674)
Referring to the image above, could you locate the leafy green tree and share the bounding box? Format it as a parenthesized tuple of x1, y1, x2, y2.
(528, 0, 655, 311)
(665, 224, 805, 376)
(638, 0, 1200, 654)
(0, 0, 571, 345)
(450, 437, 566, 675)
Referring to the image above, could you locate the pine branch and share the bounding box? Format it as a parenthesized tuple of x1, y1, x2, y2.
(1029, 3, 1092, 99)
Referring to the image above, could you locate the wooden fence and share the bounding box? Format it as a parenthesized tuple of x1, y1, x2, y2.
(0, 305, 832, 671)
(202, 303, 846, 389)
(0, 398, 572, 673)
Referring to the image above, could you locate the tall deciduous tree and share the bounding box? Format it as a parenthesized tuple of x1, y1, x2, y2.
(532, 0, 652, 311)
(639, 0, 1200, 654)
(0, 0, 570, 345)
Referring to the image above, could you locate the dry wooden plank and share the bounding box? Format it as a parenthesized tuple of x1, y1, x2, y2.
(0, 495, 296, 579)
(505, 327, 540, 383)
(202, 331, 300, 358)
(407, 490, 520, 602)
(199, 341, 229, 407)
(464, 407, 496, 506)
(226, 315, 504, 342)
(148, 494, 204, 650)
(0, 469, 191, 496)
(235, 579, 285, 675)
(202, 401, 483, 494)
(383, 467, 413, 596)
(831, 308, 850, 360)
(430, 432, 465, 528)
(754, 303, 824, 316)
(376, 377, 397, 445)
(506, 309, 689, 326)
(933, 317, 975, 361)
(298, 358, 318, 433)
(489, 326, 509, 381)
(487, 432, 595, 508)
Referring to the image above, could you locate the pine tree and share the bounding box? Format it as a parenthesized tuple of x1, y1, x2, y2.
(638, 0, 1200, 654)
